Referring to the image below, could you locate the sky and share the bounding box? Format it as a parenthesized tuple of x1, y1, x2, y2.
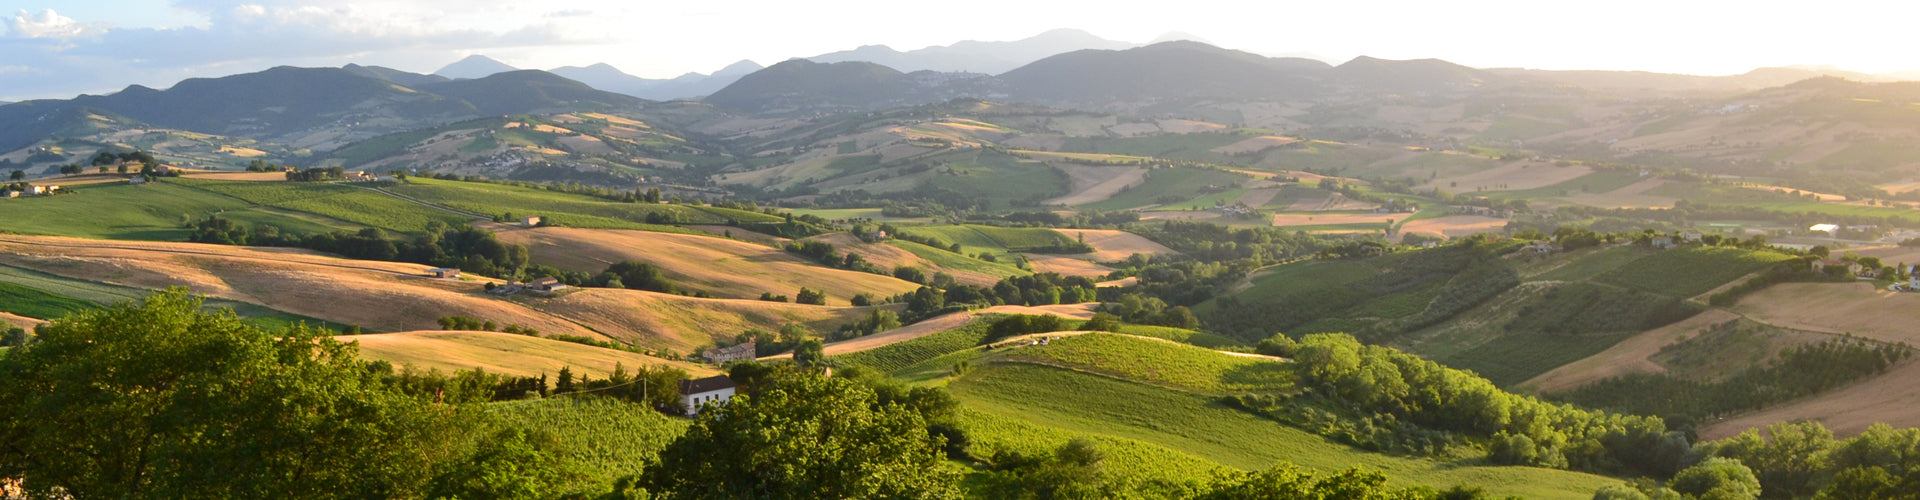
(3, 0, 1919, 101)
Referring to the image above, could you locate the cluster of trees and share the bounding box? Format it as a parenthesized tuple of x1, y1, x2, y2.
(286, 167, 351, 181)
(974, 210, 1141, 228)
(1, 325, 30, 347)
(1556, 334, 1910, 430)
(833, 308, 901, 339)
(243, 159, 287, 172)
(189, 218, 536, 280)
(1264, 333, 1692, 478)
(898, 273, 1100, 321)
(1097, 293, 1201, 329)
(434, 315, 539, 336)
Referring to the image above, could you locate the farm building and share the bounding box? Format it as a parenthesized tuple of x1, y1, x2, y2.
(1, 191, 16, 199)
(1650, 236, 1676, 249)
(528, 277, 570, 293)
(522, 216, 543, 227)
(426, 268, 460, 279)
(679, 375, 737, 416)
(1681, 229, 1702, 243)
(1525, 241, 1557, 254)
(702, 342, 757, 364)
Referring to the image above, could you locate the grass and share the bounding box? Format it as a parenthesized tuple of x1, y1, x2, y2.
(169, 178, 471, 233)
(1532, 246, 1646, 282)
(1079, 168, 1250, 211)
(1596, 246, 1797, 298)
(835, 317, 996, 373)
(0, 181, 360, 240)
(949, 363, 1622, 499)
(1484, 170, 1643, 199)
(895, 225, 1076, 259)
(1006, 333, 1289, 393)
(484, 397, 689, 496)
(1442, 333, 1637, 387)
(386, 178, 777, 230)
(886, 240, 1029, 279)
(0, 281, 95, 320)
(1057, 132, 1252, 164)
(1112, 324, 1242, 349)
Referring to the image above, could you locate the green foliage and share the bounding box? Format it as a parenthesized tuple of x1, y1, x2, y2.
(0, 288, 466, 499)
(1506, 282, 1701, 334)
(596, 260, 676, 293)
(896, 224, 1082, 259)
(982, 314, 1069, 344)
(1668, 458, 1761, 500)
(638, 371, 962, 499)
(792, 338, 825, 367)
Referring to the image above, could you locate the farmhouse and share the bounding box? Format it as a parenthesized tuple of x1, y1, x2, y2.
(522, 215, 543, 227)
(426, 268, 460, 279)
(679, 375, 737, 416)
(1681, 229, 1703, 243)
(1525, 241, 1557, 254)
(702, 341, 756, 364)
(1651, 236, 1676, 249)
(528, 277, 571, 294)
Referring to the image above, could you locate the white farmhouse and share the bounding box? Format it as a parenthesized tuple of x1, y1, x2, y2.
(678, 375, 737, 416)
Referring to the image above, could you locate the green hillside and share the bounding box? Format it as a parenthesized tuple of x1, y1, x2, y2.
(0, 181, 363, 240)
(385, 177, 781, 231)
(1080, 167, 1250, 211)
(896, 224, 1078, 259)
(171, 178, 474, 233)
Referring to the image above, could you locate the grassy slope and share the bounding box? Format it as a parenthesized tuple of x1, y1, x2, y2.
(896, 225, 1075, 259)
(0, 263, 353, 333)
(171, 178, 474, 233)
(950, 363, 1620, 499)
(484, 397, 688, 496)
(0, 281, 94, 319)
(1080, 168, 1249, 211)
(386, 178, 779, 230)
(886, 240, 1030, 279)
(0, 181, 361, 240)
(1595, 246, 1796, 298)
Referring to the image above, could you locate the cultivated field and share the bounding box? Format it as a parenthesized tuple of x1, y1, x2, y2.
(1397, 215, 1510, 239)
(491, 226, 922, 302)
(763, 303, 1098, 360)
(1022, 254, 1114, 278)
(1, 312, 44, 330)
(181, 172, 289, 181)
(1520, 309, 1740, 393)
(1210, 135, 1299, 155)
(1044, 164, 1148, 206)
(349, 330, 718, 378)
(1272, 212, 1405, 228)
(1063, 229, 1178, 262)
(1700, 359, 1920, 439)
(1732, 282, 1920, 344)
(0, 235, 597, 337)
(1562, 178, 1680, 209)
(1420, 161, 1590, 193)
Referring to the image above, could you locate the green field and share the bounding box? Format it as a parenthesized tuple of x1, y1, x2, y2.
(835, 317, 996, 373)
(1059, 131, 1254, 164)
(789, 207, 933, 223)
(1596, 246, 1797, 298)
(895, 224, 1076, 258)
(886, 240, 1029, 279)
(0, 281, 95, 320)
(1486, 170, 1644, 199)
(0, 181, 360, 240)
(171, 178, 476, 233)
(1079, 167, 1250, 211)
(1443, 332, 1638, 387)
(950, 363, 1621, 499)
(1009, 334, 1288, 393)
(0, 264, 353, 333)
(386, 178, 779, 230)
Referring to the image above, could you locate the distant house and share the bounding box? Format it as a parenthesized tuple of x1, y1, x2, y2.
(528, 277, 570, 294)
(1, 190, 17, 199)
(522, 216, 543, 227)
(1651, 236, 1676, 249)
(1681, 229, 1703, 243)
(703, 341, 757, 364)
(1525, 241, 1557, 254)
(679, 375, 738, 416)
(426, 268, 460, 279)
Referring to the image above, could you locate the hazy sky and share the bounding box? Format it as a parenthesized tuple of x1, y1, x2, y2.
(4, 0, 1918, 101)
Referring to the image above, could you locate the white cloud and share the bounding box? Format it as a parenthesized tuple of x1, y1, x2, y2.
(7, 9, 105, 39)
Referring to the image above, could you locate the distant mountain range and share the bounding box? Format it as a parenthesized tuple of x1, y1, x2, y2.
(431, 55, 764, 101)
(0, 66, 640, 151)
(807, 28, 1134, 74)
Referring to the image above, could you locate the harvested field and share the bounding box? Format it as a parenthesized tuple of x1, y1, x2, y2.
(182, 172, 288, 182)
(1062, 229, 1179, 262)
(1283, 191, 1377, 212)
(682, 225, 789, 247)
(1397, 215, 1510, 239)
(525, 287, 880, 352)
(1045, 164, 1148, 206)
(763, 303, 1099, 359)
(1272, 213, 1404, 228)
(0, 235, 595, 338)
(1520, 309, 1739, 393)
(556, 135, 616, 155)
(1419, 161, 1589, 192)
(1563, 179, 1680, 209)
(1154, 119, 1228, 134)
(350, 330, 718, 378)
(491, 227, 921, 303)
(1732, 282, 1920, 344)
(1700, 359, 1920, 439)
(1234, 188, 1281, 208)
(1, 312, 43, 330)
(1855, 246, 1920, 267)
(1023, 254, 1115, 278)
(809, 233, 1003, 286)
(1877, 180, 1920, 194)
(1212, 136, 1300, 155)
(1140, 210, 1223, 222)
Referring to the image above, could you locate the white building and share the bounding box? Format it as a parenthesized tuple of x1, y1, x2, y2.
(679, 375, 737, 416)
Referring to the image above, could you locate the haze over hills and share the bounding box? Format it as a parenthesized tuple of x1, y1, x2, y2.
(808, 28, 1135, 74)
(551, 60, 765, 101)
